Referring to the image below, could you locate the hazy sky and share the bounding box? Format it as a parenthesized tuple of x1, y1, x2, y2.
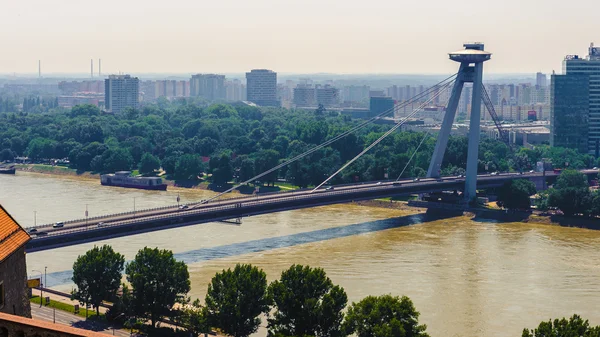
(1, 0, 599, 75)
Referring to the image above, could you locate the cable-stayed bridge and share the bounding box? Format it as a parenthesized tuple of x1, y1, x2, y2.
(24, 43, 599, 252)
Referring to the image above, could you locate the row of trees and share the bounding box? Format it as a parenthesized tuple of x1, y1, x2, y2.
(71, 245, 600, 337)
(72, 245, 429, 337)
(495, 170, 600, 217)
(1, 101, 597, 186)
(537, 170, 600, 216)
(523, 314, 600, 336)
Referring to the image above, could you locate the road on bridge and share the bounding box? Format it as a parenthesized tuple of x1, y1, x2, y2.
(25, 169, 598, 252)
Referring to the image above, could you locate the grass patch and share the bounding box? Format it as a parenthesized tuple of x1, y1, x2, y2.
(27, 164, 76, 174)
(274, 182, 299, 190)
(30, 295, 102, 319)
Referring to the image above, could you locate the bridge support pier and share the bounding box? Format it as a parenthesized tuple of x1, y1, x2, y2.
(426, 43, 491, 202)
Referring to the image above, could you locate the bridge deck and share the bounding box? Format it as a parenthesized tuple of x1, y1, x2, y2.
(25, 170, 596, 252)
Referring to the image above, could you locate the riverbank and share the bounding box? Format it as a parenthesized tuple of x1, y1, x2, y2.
(14, 164, 230, 194)
(357, 199, 600, 230)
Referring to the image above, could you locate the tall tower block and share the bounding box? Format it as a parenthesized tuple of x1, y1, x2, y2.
(426, 43, 491, 201)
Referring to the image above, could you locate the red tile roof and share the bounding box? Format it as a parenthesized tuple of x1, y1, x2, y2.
(0, 204, 30, 263)
(0, 312, 110, 336)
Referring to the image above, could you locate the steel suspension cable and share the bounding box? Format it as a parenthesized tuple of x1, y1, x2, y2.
(311, 79, 455, 192)
(197, 73, 459, 205)
(395, 88, 453, 181)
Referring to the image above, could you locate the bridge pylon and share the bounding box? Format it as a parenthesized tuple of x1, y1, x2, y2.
(426, 43, 491, 201)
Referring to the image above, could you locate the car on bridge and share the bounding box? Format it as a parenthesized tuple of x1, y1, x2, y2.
(53, 222, 64, 228)
(28, 228, 38, 234)
(179, 205, 189, 210)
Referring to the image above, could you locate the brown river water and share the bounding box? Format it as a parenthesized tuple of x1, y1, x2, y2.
(2, 172, 600, 336)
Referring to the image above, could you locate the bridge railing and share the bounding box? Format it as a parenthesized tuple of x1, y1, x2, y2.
(30, 173, 526, 233)
(33, 182, 435, 239)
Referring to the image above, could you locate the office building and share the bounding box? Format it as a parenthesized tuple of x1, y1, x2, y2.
(536, 72, 547, 87)
(342, 85, 370, 106)
(226, 79, 246, 101)
(315, 85, 339, 107)
(104, 74, 139, 113)
(560, 43, 600, 154)
(370, 96, 395, 117)
(190, 74, 226, 101)
(246, 69, 279, 107)
(550, 73, 589, 154)
(293, 84, 316, 107)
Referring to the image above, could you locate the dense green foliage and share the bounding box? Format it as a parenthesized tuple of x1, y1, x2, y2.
(204, 264, 270, 337)
(343, 295, 429, 337)
(545, 170, 598, 216)
(71, 245, 125, 315)
(1, 101, 596, 186)
(267, 264, 348, 337)
(522, 314, 600, 337)
(125, 247, 191, 327)
(180, 299, 208, 337)
(497, 179, 537, 209)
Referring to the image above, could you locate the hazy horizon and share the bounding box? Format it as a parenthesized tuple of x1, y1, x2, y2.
(3, 0, 598, 75)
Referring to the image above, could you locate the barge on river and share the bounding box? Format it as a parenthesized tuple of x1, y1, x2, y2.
(100, 171, 167, 190)
(0, 165, 15, 174)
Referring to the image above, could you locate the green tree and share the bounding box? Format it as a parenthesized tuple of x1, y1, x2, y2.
(72, 245, 125, 316)
(267, 264, 348, 337)
(181, 299, 209, 337)
(138, 152, 161, 175)
(0, 148, 15, 161)
(70, 104, 101, 117)
(125, 247, 191, 327)
(204, 264, 270, 337)
(100, 148, 133, 173)
(175, 154, 204, 180)
(522, 314, 600, 337)
(254, 149, 280, 186)
(210, 153, 233, 186)
(343, 295, 429, 337)
(547, 170, 592, 216)
(591, 191, 600, 216)
(497, 179, 537, 209)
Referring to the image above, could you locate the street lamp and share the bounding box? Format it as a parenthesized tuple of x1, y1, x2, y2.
(85, 204, 89, 229)
(113, 313, 125, 335)
(32, 269, 43, 307)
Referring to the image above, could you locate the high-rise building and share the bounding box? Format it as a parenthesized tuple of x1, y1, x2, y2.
(190, 74, 226, 101)
(293, 84, 316, 107)
(342, 85, 370, 105)
(561, 43, 600, 154)
(315, 85, 339, 107)
(550, 73, 590, 154)
(246, 69, 279, 107)
(104, 75, 139, 113)
(536, 72, 547, 87)
(370, 96, 395, 117)
(226, 79, 246, 101)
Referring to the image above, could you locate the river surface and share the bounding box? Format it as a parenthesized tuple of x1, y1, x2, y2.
(2, 172, 600, 336)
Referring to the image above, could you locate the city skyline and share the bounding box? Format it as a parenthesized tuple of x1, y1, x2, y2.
(2, 0, 599, 75)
